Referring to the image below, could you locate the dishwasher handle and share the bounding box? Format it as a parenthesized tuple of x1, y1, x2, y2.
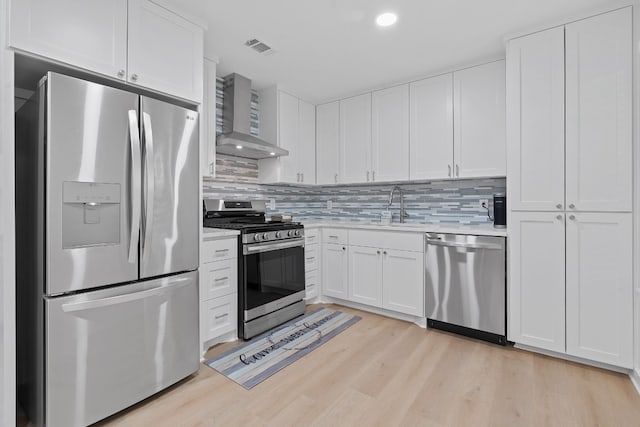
(425, 238, 504, 251)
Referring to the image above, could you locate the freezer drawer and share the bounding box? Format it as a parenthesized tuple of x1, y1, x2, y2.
(45, 271, 199, 427)
(425, 233, 506, 339)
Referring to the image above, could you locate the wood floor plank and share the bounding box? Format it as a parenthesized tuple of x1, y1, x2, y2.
(70, 303, 640, 427)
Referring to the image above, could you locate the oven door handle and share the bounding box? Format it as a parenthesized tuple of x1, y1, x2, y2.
(244, 239, 305, 255)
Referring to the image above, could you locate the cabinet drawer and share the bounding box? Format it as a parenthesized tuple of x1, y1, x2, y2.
(305, 270, 320, 300)
(201, 258, 237, 300)
(305, 245, 319, 272)
(305, 228, 320, 245)
(200, 293, 237, 342)
(322, 228, 348, 244)
(349, 230, 423, 252)
(202, 237, 237, 263)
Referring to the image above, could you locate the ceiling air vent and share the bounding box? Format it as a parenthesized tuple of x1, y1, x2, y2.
(245, 38, 275, 55)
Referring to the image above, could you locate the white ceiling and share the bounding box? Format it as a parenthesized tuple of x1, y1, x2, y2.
(167, 0, 626, 104)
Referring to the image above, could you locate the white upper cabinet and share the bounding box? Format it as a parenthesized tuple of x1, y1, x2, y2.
(372, 85, 409, 182)
(276, 91, 300, 183)
(508, 211, 566, 352)
(339, 93, 372, 184)
(453, 60, 506, 178)
(128, 0, 203, 102)
(298, 100, 317, 184)
(565, 212, 633, 368)
(10, 0, 203, 102)
(409, 74, 454, 180)
(259, 89, 316, 184)
(565, 8, 632, 213)
(202, 58, 217, 177)
(10, 0, 128, 79)
(316, 102, 340, 185)
(506, 27, 565, 212)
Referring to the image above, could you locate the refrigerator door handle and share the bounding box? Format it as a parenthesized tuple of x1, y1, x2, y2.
(127, 110, 142, 264)
(142, 112, 155, 261)
(60, 277, 191, 312)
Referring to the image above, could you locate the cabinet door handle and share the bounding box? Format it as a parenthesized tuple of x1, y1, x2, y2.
(334, 173, 338, 183)
(131, 73, 139, 82)
(117, 69, 125, 78)
(301, 173, 304, 182)
(372, 171, 376, 181)
(367, 171, 370, 182)
(455, 164, 459, 177)
(556, 204, 562, 209)
(296, 173, 300, 182)
(214, 276, 229, 282)
(448, 165, 451, 177)
(214, 313, 228, 319)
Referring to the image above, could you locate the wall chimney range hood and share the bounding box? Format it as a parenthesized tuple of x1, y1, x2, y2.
(216, 73, 288, 159)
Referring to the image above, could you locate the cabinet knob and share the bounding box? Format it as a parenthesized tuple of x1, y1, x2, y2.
(569, 204, 575, 209)
(569, 215, 576, 220)
(556, 204, 562, 209)
(117, 69, 125, 78)
(383, 251, 387, 255)
(342, 247, 346, 251)
(556, 215, 563, 220)
(131, 73, 139, 82)
(377, 250, 381, 254)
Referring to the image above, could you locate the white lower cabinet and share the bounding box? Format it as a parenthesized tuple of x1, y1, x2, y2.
(508, 212, 566, 352)
(200, 235, 238, 355)
(565, 213, 633, 368)
(343, 230, 425, 317)
(305, 228, 321, 301)
(509, 211, 633, 368)
(349, 246, 383, 307)
(322, 243, 348, 299)
(382, 249, 424, 317)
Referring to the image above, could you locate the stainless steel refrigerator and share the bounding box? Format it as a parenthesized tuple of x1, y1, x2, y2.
(16, 72, 200, 427)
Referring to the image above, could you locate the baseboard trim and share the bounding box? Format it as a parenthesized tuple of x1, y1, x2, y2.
(514, 344, 631, 374)
(319, 296, 426, 328)
(630, 370, 640, 396)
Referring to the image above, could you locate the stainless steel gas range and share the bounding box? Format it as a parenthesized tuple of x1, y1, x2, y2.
(203, 199, 306, 339)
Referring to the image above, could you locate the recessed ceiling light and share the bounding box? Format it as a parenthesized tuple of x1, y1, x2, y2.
(376, 12, 397, 27)
(269, 152, 275, 156)
(236, 145, 243, 149)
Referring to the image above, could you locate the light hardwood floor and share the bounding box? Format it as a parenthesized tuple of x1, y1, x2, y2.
(88, 304, 640, 426)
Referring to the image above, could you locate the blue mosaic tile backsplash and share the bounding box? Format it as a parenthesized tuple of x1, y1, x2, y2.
(203, 177, 506, 225)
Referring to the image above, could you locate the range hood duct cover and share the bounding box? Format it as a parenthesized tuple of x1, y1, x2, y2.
(217, 73, 288, 159)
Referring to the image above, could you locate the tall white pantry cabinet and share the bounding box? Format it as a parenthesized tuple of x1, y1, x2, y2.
(506, 7, 633, 368)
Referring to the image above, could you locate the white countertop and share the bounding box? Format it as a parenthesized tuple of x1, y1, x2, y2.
(202, 228, 241, 238)
(301, 220, 507, 237)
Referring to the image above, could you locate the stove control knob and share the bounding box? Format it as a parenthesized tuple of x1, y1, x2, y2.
(288, 230, 294, 237)
(263, 233, 269, 240)
(295, 230, 301, 236)
(254, 233, 261, 241)
(275, 231, 282, 238)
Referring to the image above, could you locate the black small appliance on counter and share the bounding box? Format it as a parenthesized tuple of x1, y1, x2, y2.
(492, 193, 506, 229)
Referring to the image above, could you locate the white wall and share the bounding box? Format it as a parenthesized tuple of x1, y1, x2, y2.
(0, 0, 16, 423)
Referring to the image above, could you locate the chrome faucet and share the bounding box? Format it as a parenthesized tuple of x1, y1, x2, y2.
(388, 186, 409, 223)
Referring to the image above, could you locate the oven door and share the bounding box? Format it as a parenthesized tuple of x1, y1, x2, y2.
(242, 238, 305, 320)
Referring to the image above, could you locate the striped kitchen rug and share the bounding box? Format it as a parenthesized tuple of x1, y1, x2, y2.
(204, 308, 361, 389)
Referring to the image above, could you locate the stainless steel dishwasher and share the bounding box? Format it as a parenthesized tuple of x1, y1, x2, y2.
(425, 233, 507, 345)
